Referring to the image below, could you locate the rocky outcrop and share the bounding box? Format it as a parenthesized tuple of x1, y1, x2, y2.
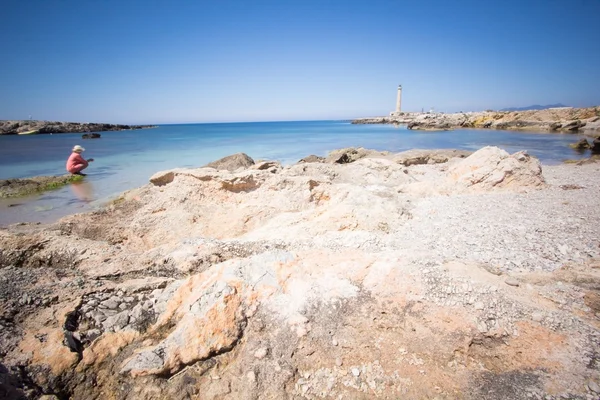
(353, 106, 600, 135)
(1, 147, 599, 399)
(81, 133, 101, 139)
(0, 120, 155, 135)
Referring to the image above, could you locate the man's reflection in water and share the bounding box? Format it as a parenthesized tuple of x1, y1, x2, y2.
(70, 180, 94, 203)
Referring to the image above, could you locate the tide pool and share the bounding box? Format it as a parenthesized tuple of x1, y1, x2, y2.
(0, 120, 588, 226)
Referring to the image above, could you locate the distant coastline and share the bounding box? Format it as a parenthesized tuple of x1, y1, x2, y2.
(0, 120, 157, 135)
(352, 106, 600, 136)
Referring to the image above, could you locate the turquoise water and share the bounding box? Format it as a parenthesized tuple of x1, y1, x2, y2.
(0, 120, 588, 226)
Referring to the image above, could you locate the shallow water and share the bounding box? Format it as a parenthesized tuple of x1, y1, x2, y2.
(0, 120, 588, 226)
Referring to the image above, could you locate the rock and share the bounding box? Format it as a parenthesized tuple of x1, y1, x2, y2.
(253, 347, 268, 359)
(149, 170, 175, 186)
(474, 302, 485, 310)
(531, 312, 544, 322)
(591, 138, 600, 154)
(298, 155, 326, 163)
(505, 278, 520, 287)
(204, 153, 255, 171)
(84, 329, 102, 342)
(0, 174, 84, 198)
(82, 133, 101, 139)
(569, 139, 591, 150)
(447, 147, 545, 192)
(100, 299, 119, 310)
(120, 278, 246, 376)
(393, 149, 472, 166)
(252, 161, 281, 171)
(588, 381, 600, 393)
(102, 312, 130, 332)
(325, 147, 387, 164)
(351, 368, 361, 377)
(562, 120, 585, 131)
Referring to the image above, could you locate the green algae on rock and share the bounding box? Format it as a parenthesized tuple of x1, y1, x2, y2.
(0, 174, 84, 198)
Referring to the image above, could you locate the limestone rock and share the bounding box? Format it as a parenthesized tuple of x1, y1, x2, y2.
(447, 147, 545, 192)
(149, 170, 175, 186)
(298, 155, 326, 163)
(204, 153, 255, 171)
(326, 147, 387, 164)
(393, 149, 472, 166)
(121, 279, 246, 376)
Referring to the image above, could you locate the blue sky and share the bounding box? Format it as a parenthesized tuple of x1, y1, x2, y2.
(1, 0, 599, 124)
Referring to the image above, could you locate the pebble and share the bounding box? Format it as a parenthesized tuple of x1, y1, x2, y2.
(335, 358, 343, 367)
(101, 299, 119, 310)
(588, 381, 600, 393)
(474, 302, 485, 310)
(532, 312, 544, 322)
(332, 338, 338, 346)
(505, 278, 520, 287)
(351, 368, 360, 377)
(253, 347, 268, 359)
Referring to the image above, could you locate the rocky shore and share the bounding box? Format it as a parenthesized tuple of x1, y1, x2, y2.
(352, 106, 600, 137)
(0, 120, 156, 135)
(1, 147, 599, 399)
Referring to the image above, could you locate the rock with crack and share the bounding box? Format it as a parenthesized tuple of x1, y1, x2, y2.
(120, 279, 246, 376)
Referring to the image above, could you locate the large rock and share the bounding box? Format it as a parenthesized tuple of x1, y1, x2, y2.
(326, 147, 388, 164)
(204, 153, 255, 171)
(447, 146, 545, 191)
(149, 170, 175, 186)
(297, 155, 326, 164)
(393, 149, 472, 166)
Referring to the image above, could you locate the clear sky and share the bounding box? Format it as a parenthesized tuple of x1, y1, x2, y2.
(1, 0, 599, 124)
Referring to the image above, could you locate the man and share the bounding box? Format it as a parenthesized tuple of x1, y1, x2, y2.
(66, 145, 94, 176)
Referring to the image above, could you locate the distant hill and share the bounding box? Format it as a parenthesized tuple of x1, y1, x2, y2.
(500, 104, 568, 112)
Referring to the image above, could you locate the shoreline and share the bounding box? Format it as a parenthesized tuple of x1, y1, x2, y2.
(0, 120, 157, 135)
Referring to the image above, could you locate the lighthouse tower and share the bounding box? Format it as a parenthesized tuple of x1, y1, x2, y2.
(395, 85, 402, 113)
(390, 85, 403, 116)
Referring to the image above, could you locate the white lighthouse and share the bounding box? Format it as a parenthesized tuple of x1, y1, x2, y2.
(390, 85, 403, 116)
(395, 84, 402, 113)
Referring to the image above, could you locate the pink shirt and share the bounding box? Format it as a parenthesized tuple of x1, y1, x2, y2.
(66, 152, 88, 173)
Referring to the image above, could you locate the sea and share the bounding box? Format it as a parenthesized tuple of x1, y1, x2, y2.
(0, 120, 589, 226)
